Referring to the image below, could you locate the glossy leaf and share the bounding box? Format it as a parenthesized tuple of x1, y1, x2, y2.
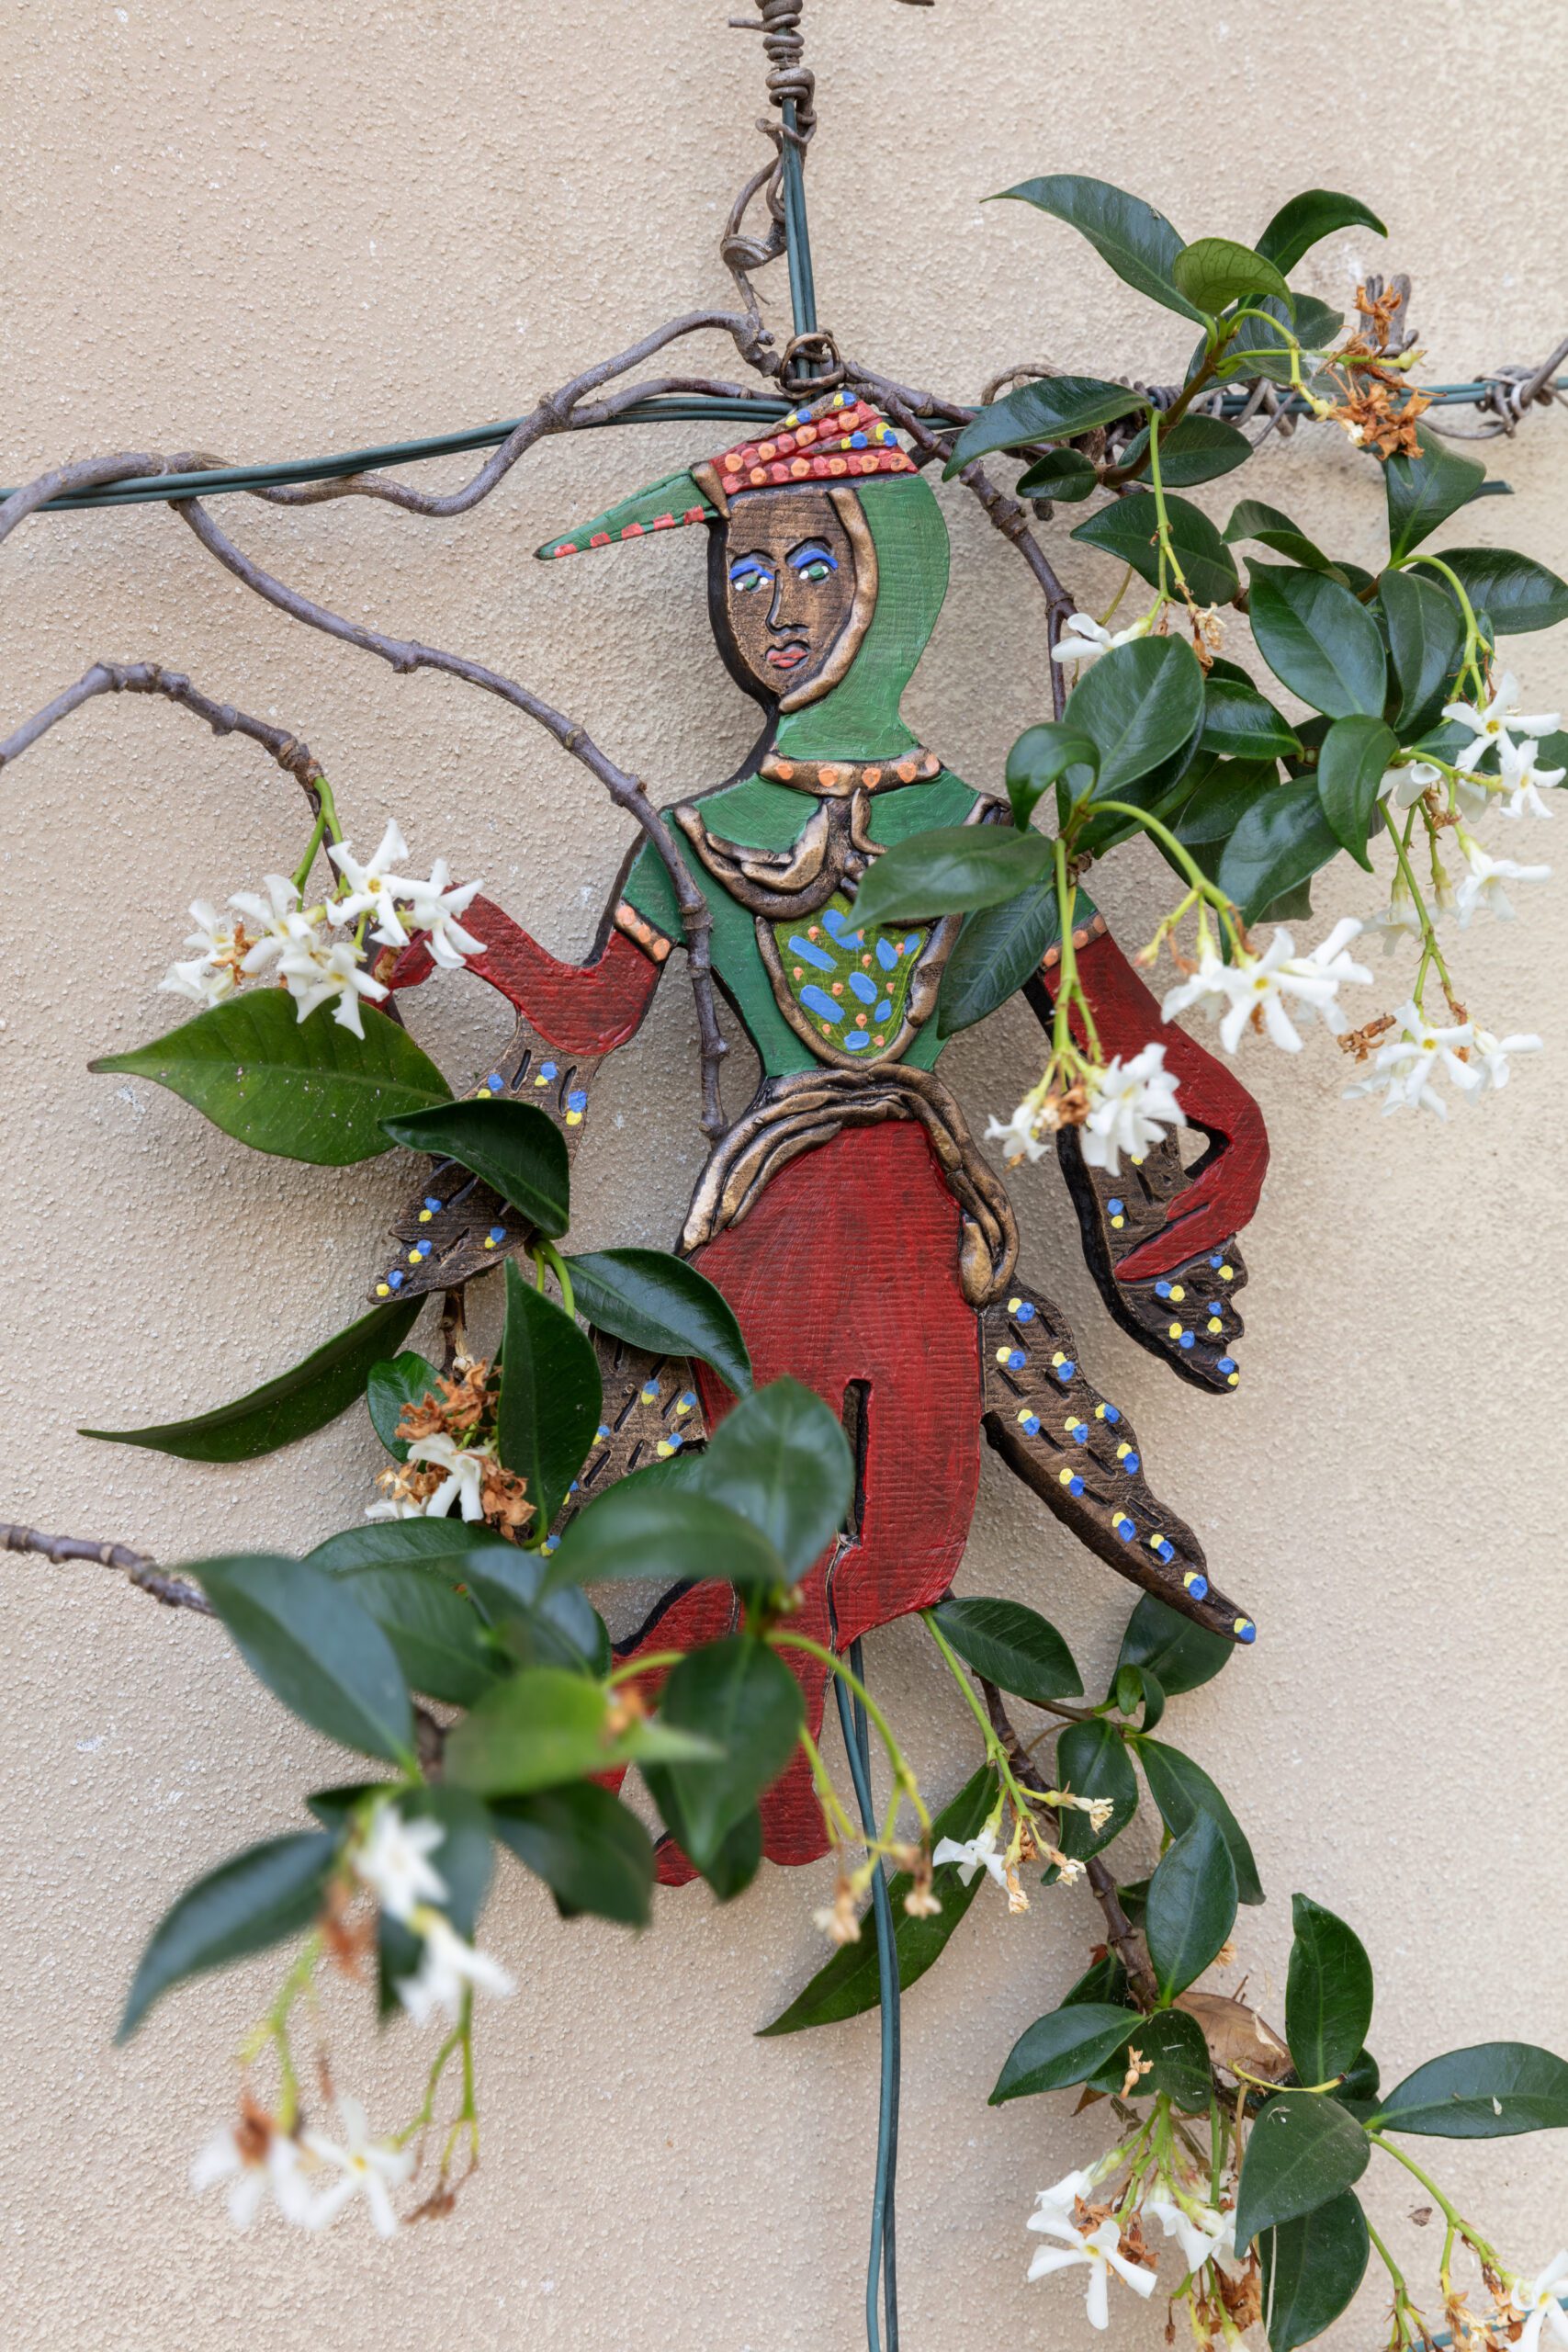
(1235, 2091, 1371, 2249)
(1015, 447, 1100, 501)
(496, 1261, 603, 1529)
(563, 1248, 750, 1396)
(1380, 569, 1465, 734)
(991, 2002, 1145, 2104)
(1072, 491, 1239, 607)
(1166, 758, 1277, 852)
(943, 374, 1145, 472)
(1137, 1737, 1263, 1905)
(308, 1516, 498, 1578)
(339, 1565, 502, 1708)
(82, 1296, 422, 1462)
(1247, 565, 1387, 718)
(445, 1666, 715, 1797)
(367, 1350, 442, 1461)
(1256, 190, 1387, 277)
(1430, 548, 1568, 635)
(1065, 637, 1207, 797)
(447, 1541, 607, 1676)
(1006, 720, 1099, 828)
(1145, 1812, 1237, 2000)
(195, 1555, 414, 1766)
(928, 1597, 1082, 1703)
(1316, 715, 1397, 869)
(694, 1376, 852, 1578)
(1216, 777, 1341, 923)
(697, 1806, 764, 1902)
(544, 1479, 786, 1597)
(760, 1766, 999, 2032)
(1172, 236, 1290, 315)
(118, 1829, 336, 2041)
(640, 1636, 804, 1869)
(1063, 1951, 1133, 2009)
(1371, 2042, 1568, 2138)
(848, 826, 1051, 931)
(1201, 680, 1303, 762)
(1260, 2191, 1371, 2352)
(1134, 2005, 1215, 2111)
(998, 175, 1206, 324)
(1225, 501, 1342, 577)
(1055, 1718, 1139, 1860)
(1385, 427, 1486, 562)
(1115, 414, 1254, 488)
(1286, 1895, 1375, 2085)
(380, 1096, 570, 1236)
(491, 1781, 655, 1928)
(92, 994, 450, 1166)
(1224, 294, 1344, 381)
(936, 881, 1061, 1037)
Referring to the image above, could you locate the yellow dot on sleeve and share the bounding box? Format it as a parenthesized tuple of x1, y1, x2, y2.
(418, 1208, 433, 1224)
(1207, 1317, 1223, 1334)
(375, 1283, 390, 1298)
(1226, 1370, 1240, 1386)
(1008, 1296, 1022, 1314)
(995, 1345, 1012, 1364)
(407, 1250, 422, 1265)
(1169, 1284, 1184, 1303)
(1168, 1322, 1183, 1340)
(1110, 1215, 1124, 1228)
(1219, 1263, 1235, 1281)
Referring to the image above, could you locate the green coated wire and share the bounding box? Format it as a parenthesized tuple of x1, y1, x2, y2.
(833, 1646, 901, 2352)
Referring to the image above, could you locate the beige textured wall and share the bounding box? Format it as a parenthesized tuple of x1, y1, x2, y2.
(5, 3, 1568, 2346)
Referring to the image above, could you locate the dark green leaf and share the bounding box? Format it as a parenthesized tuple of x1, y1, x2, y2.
(338, 1566, 502, 1708)
(760, 1766, 999, 2033)
(1063, 1951, 1133, 2008)
(1380, 569, 1465, 734)
(1138, 1738, 1263, 1905)
(998, 175, 1206, 323)
(367, 1351, 442, 1461)
(848, 827, 1051, 931)
(1115, 414, 1254, 488)
(380, 1096, 569, 1237)
(1201, 680, 1303, 762)
(1429, 548, 1568, 635)
(991, 2002, 1145, 2103)
(695, 1806, 763, 1901)
(1145, 1812, 1237, 2000)
(195, 1555, 414, 1765)
(1385, 427, 1487, 562)
(1172, 236, 1291, 315)
(693, 1376, 852, 1578)
(1235, 2092, 1371, 2248)
(118, 1831, 335, 2040)
(496, 1261, 603, 1528)
(1073, 491, 1239, 607)
(308, 1516, 499, 1578)
(1372, 2043, 1568, 2138)
(1260, 2191, 1371, 2352)
(1247, 565, 1387, 718)
(1225, 501, 1342, 576)
(1134, 2005, 1214, 2110)
(82, 1297, 422, 1462)
(1167, 758, 1278, 852)
(944, 374, 1145, 473)
(491, 1781, 655, 1928)
(929, 1597, 1082, 1703)
(563, 1248, 750, 1396)
(937, 882, 1062, 1037)
(640, 1636, 804, 1869)
(1255, 190, 1387, 277)
(1006, 720, 1100, 828)
(1216, 777, 1341, 923)
(543, 1481, 786, 1598)
(1286, 1895, 1375, 2085)
(1223, 295, 1344, 380)
(446, 1666, 714, 1796)
(1055, 1718, 1139, 1860)
(1016, 447, 1100, 501)
(1118, 1592, 1235, 1694)
(92, 995, 450, 1166)
(447, 1543, 608, 1676)
(1336, 2050, 1382, 2109)
(1316, 715, 1397, 869)
(1065, 637, 1207, 797)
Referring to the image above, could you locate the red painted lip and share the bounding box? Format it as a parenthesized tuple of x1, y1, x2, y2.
(767, 641, 809, 670)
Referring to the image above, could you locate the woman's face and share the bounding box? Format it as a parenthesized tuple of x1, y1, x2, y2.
(717, 488, 863, 704)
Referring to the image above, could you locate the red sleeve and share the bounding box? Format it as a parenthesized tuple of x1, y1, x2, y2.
(388, 894, 662, 1054)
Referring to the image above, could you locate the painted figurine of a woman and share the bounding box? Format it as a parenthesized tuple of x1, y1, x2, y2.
(381, 391, 1269, 1881)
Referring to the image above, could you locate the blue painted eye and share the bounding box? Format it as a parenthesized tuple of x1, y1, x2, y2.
(789, 540, 839, 581)
(729, 561, 773, 592)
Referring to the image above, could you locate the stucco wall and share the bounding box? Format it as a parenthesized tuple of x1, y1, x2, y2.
(6, 3, 1568, 2346)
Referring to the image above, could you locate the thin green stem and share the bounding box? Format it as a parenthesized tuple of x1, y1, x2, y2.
(292, 811, 328, 895)
(395, 2018, 467, 2148)
(538, 1239, 575, 1320)
(1369, 2134, 1489, 2261)
(1399, 552, 1488, 696)
(797, 1720, 863, 1849)
(1143, 396, 1189, 602)
(1382, 803, 1453, 1011)
(1051, 837, 1101, 1059)
(769, 1633, 930, 1836)
(920, 1611, 1055, 1832)
(605, 1648, 685, 1687)
(1087, 801, 1242, 931)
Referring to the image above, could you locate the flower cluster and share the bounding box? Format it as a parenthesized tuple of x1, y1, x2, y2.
(1025, 2154, 1249, 2336)
(160, 819, 485, 1038)
(367, 1358, 533, 1535)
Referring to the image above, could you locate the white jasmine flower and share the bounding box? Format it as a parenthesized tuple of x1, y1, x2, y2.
(1507, 2256, 1568, 2352)
(1496, 737, 1564, 821)
(932, 1821, 1010, 1893)
(1031, 2168, 1100, 2224)
(406, 1431, 491, 1521)
(1279, 917, 1373, 1035)
(1472, 1027, 1544, 1093)
(397, 1911, 516, 2026)
(232, 873, 311, 975)
(190, 2112, 320, 2231)
(1051, 610, 1153, 671)
(274, 928, 390, 1039)
(1364, 872, 1425, 953)
(986, 1103, 1050, 1166)
(1455, 839, 1552, 928)
(1026, 2211, 1158, 2327)
(1379, 759, 1442, 810)
(394, 858, 488, 969)
(1344, 998, 1483, 1118)
(328, 820, 413, 945)
(1146, 2188, 1228, 2275)
(1442, 673, 1561, 759)
(353, 1802, 448, 1924)
(1162, 927, 1368, 1055)
(1079, 1044, 1185, 1176)
(159, 901, 251, 1008)
(301, 2097, 415, 2239)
